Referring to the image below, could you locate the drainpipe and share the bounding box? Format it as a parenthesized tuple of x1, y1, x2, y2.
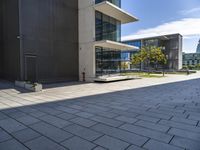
(18, 0, 24, 81)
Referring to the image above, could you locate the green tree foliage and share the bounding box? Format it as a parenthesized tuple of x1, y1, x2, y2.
(121, 62, 130, 70)
(185, 64, 200, 70)
(131, 46, 167, 72)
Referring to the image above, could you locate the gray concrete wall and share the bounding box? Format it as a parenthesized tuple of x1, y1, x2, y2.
(79, 0, 96, 82)
(0, 1, 3, 78)
(1, 0, 21, 81)
(178, 34, 183, 69)
(20, 0, 79, 83)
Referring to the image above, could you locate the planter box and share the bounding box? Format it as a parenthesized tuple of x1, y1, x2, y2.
(25, 83, 42, 92)
(15, 81, 26, 88)
(15, 80, 43, 92)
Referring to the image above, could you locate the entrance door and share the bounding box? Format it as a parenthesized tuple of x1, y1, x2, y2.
(25, 55, 37, 82)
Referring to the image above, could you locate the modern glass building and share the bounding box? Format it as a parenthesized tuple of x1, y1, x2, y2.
(0, 0, 138, 82)
(183, 53, 200, 66)
(121, 40, 141, 70)
(79, 0, 138, 81)
(95, 8, 122, 76)
(183, 40, 200, 66)
(123, 34, 183, 71)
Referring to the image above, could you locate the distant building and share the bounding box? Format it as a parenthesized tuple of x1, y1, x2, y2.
(183, 53, 200, 66)
(183, 39, 200, 67)
(196, 39, 200, 53)
(123, 34, 183, 70)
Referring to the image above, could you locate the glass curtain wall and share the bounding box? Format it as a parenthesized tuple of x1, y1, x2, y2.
(121, 40, 142, 70)
(95, 1, 122, 76)
(95, 11, 121, 42)
(96, 47, 121, 76)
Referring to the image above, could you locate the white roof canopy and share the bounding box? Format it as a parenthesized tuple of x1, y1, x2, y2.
(94, 40, 139, 51)
(94, 1, 138, 24)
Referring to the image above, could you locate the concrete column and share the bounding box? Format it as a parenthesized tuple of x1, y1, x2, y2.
(78, 0, 96, 82)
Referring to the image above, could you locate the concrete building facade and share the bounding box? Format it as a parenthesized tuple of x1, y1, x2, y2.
(1, 0, 79, 83)
(0, 0, 137, 83)
(79, 0, 138, 81)
(123, 34, 183, 71)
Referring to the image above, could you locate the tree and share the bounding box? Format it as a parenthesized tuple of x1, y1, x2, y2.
(131, 46, 167, 74)
(121, 62, 130, 70)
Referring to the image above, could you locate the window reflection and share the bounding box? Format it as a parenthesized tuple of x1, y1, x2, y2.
(95, 11, 121, 42)
(96, 47, 121, 76)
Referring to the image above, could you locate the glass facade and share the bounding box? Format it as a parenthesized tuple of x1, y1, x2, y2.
(143, 39, 159, 47)
(95, 0, 122, 76)
(122, 34, 182, 70)
(121, 40, 141, 67)
(183, 53, 200, 66)
(125, 40, 142, 48)
(95, 11, 121, 42)
(95, 0, 121, 7)
(96, 47, 121, 76)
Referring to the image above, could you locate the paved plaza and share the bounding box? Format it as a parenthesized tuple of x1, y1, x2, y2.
(0, 73, 200, 150)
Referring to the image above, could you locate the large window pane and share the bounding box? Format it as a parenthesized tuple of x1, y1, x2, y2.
(96, 47, 121, 76)
(95, 11, 121, 42)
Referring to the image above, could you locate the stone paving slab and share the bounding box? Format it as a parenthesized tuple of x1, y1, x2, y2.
(159, 119, 200, 133)
(0, 139, 29, 150)
(15, 115, 40, 126)
(29, 122, 73, 143)
(144, 139, 184, 150)
(0, 73, 200, 150)
(61, 136, 96, 150)
(168, 128, 200, 141)
(120, 123, 173, 143)
(90, 116, 124, 127)
(25, 136, 67, 150)
(0, 118, 27, 133)
(94, 135, 130, 150)
(69, 117, 97, 127)
(39, 115, 72, 128)
(126, 145, 145, 150)
(93, 146, 107, 150)
(91, 123, 148, 146)
(0, 128, 12, 143)
(170, 136, 200, 150)
(115, 115, 138, 123)
(63, 124, 103, 141)
(12, 128, 41, 143)
(135, 120, 170, 132)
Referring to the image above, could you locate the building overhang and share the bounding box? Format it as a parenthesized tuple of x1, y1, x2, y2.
(94, 40, 139, 51)
(94, 1, 138, 24)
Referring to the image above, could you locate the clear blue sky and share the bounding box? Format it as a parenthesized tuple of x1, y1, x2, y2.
(121, 0, 200, 53)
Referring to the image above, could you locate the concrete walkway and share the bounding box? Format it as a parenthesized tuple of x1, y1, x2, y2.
(0, 72, 200, 150)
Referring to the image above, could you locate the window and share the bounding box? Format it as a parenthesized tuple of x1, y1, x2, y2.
(95, 11, 121, 42)
(96, 47, 121, 76)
